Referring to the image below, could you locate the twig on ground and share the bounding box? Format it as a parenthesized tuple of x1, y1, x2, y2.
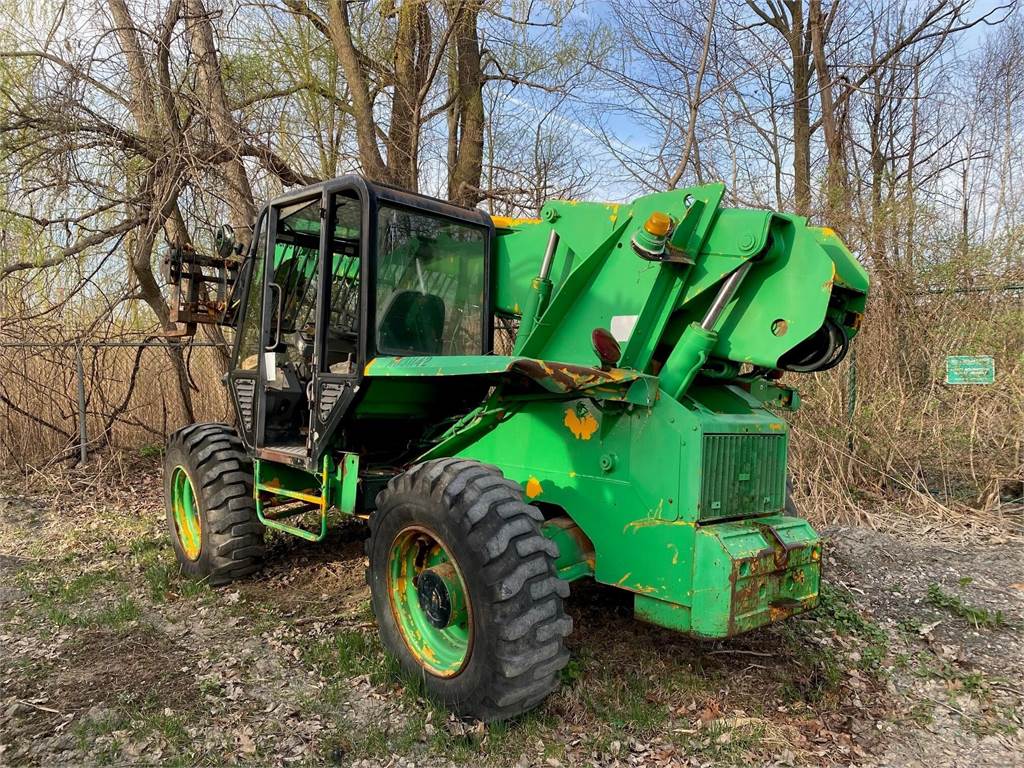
(16, 700, 62, 715)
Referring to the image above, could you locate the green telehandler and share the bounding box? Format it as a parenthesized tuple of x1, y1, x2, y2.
(162, 175, 868, 721)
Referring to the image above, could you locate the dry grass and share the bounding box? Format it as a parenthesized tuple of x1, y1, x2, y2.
(789, 286, 1023, 534)
(0, 339, 230, 471)
(1, 283, 1020, 534)
(2, 453, 1021, 766)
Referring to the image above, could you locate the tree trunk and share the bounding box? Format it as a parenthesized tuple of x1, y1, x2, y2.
(789, 1, 812, 217)
(447, 0, 485, 207)
(386, 0, 431, 190)
(668, 0, 717, 189)
(185, 0, 258, 246)
(809, 0, 846, 227)
(748, 0, 813, 215)
(326, 0, 388, 181)
(107, 0, 196, 418)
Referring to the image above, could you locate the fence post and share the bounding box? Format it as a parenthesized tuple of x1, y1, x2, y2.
(76, 344, 87, 463)
(846, 347, 857, 454)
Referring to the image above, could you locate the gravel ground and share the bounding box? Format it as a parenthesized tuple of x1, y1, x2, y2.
(0, 461, 1021, 767)
(826, 526, 1024, 767)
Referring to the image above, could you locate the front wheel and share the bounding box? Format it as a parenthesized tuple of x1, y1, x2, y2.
(163, 423, 264, 586)
(367, 459, 572, 721)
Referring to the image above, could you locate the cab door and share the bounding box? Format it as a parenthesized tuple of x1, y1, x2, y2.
(227, 211, 267, 448)
(309, 187, 367, 463)
(255, 194, 323, 461)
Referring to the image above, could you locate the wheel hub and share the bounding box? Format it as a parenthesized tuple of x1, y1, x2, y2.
(170, 465, 202, 561)
(387, 526, 472, 677)
(417, 563, 466, 629)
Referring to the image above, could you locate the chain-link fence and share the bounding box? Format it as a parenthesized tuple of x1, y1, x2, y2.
(1, 284, 1020, 522)
(787, 282, 1023, 521)
(0, 339, 231, 469)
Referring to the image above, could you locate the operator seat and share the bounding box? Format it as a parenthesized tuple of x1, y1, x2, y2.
(377, 290, 445, 355)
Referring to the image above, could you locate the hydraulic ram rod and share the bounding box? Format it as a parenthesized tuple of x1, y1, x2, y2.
(661, 260, 755, 398)
(700, 260, 753, 331)
(514, 230, 561, 354)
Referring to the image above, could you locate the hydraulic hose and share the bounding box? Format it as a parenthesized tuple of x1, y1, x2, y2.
(779, 318, 850, 373)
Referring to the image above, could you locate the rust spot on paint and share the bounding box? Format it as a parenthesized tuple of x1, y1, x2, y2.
(768, 600, 801, 623)
(509, 359, 640, 395)
(564, 408, 599, 440)
(418, 642, 439, 664)
(822, 263, 837, 293)
(525, 477, 543, 499)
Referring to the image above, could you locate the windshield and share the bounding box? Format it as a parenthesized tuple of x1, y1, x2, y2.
(374, 205, 486, 356)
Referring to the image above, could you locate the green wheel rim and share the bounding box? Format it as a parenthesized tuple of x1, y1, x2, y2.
(171, 466, 202, 561)
(387, 526, 472, 677)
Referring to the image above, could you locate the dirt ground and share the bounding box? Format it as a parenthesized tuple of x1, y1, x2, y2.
(1, 459, 1022, 767)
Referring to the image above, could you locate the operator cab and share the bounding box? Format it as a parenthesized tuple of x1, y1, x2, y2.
(226, 176, 492, 470)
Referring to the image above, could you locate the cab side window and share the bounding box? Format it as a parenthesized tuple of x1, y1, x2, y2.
(323, 192, 361, 374)
(234, 215, 267, 371)
(374, 205, 486, 356)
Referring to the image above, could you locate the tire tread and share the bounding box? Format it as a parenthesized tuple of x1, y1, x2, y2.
(371, 459, 572, 721)
(165, 422, 264, 586)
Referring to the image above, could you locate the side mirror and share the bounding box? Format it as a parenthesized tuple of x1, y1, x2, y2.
(215, 224, 235, 258)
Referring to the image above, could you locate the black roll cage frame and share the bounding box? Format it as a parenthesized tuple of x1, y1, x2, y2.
(227, 174, 496, 462)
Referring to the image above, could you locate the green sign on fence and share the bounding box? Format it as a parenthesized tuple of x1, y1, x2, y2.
(945, 355, 995, 385)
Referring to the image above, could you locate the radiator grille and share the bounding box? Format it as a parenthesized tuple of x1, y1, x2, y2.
(699, 433, 787, 521)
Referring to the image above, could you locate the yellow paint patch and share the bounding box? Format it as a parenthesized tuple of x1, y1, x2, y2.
(525, 476, 543, 499)
(490, 215, 542, 229)
(568, 471, 577, 478)
(417, 639, 438, 664)
(363, 357, 378, 375)
(623, 517, 694, 533)
(563, 408, 599, 440)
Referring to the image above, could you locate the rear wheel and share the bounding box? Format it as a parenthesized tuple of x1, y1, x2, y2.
(367, 459, 572, 721)
(164, 423, 265, 586)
